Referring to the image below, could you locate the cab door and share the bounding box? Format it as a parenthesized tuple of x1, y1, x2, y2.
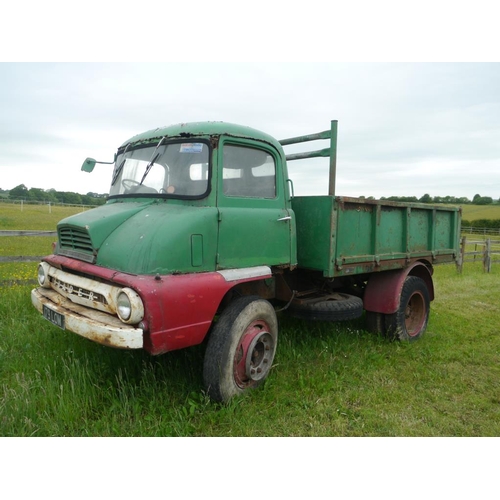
(216, 139, 292, 270)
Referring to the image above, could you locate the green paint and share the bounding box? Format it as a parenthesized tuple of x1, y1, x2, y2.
(57, 121, 460, 278)
(293, 196, 460, 277)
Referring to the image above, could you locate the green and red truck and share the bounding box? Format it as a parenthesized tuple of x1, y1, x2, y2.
(32, 120, 461, 402)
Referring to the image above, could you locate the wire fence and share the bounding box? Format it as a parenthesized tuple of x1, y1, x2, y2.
(2, 229, 499, 277)
(0, 198, 101, 211)
(461, 226, 500, 236)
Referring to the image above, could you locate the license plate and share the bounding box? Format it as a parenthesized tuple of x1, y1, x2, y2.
(43, 305, 65, 330)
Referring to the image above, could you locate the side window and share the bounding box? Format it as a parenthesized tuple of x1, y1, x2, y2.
(223, 145, 276, 198)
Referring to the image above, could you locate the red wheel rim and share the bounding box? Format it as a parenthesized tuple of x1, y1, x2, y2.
(234, 320, 274, 388)
(405, 291, 426, 337)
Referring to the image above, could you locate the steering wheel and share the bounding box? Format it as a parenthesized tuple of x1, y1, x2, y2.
(122, 178, 141, 191)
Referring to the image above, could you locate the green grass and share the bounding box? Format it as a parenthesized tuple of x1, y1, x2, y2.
(0, 263, 38, 282)
(0, 236, 55, 256)
(0, 204, 84, 281)
(1, 263, 498, 436)
(1, 203, 499, 436)
(461, 204, 500, 221)
(0, 203, 89, 230)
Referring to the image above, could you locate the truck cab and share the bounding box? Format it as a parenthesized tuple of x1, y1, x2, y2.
(68, 122, 296, 275)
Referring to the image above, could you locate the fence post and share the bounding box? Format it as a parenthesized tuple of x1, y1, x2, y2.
(458, 236, 466, 273)
(483, 238, 491, 273)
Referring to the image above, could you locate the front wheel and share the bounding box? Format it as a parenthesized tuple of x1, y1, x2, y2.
(385, 276, 430, 341)
(203, 296, 278, 402)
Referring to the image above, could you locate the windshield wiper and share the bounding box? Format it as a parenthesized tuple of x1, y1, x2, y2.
(139, 136, 166, 185)
(111, 158, 126, 186)
(140, 152, 160, 185)
(111, 143, 131, 186)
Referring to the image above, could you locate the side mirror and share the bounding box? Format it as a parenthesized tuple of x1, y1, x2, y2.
(81, 158, 96, 172)
(81, 157, 115, 172)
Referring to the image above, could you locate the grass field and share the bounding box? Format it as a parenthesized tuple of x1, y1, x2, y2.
(1, 202, 499, 437)
(1, 199, 500, 227)
(461, 204, 500, 221)
(1, 262, 498, 437)
(0, 204, 87, 281)
(0, 203, 90, 230)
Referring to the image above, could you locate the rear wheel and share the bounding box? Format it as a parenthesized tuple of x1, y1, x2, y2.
(365, 311, 386, 335)
(385, 276, 430, 341)
(203, 296, 278, 402)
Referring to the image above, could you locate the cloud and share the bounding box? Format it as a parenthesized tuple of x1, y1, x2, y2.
(0, 63, 499, 201)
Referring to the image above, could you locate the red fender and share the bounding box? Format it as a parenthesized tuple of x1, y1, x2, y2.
(363, 262, 434, 314)
(43, 255, 272, 355)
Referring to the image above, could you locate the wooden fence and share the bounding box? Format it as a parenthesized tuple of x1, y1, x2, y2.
(2, 231, 500, 271)
(457, 236, 500, 273)
(0, 230, 56, 263)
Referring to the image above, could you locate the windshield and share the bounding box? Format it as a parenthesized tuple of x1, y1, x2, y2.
(109, 141, 210, 198)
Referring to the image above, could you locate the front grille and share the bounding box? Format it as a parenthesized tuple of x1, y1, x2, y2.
(58, 226, 95, 263)
(50, 276, 108, 306)
(59, 226, 93, 252)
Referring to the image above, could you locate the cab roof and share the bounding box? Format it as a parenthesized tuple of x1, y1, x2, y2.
(120, 121, 281, 150)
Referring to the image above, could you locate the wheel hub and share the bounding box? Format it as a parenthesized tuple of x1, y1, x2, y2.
(405, 292, 425, 336)
(234, 321, 275, 387)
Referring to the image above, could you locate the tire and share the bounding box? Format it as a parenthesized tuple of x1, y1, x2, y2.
(203, 296, 278, 402)
(365, 311, 386, 335)
(289, 293, 363, 321)
(384, 276, 430, 341)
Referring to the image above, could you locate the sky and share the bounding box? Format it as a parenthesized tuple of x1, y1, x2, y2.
(1, 1, 499, 203)
(1, 62, 499, 201)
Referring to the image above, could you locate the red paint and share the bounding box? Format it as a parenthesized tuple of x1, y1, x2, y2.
(363, 261, 434, 314)
(234, 320, 263, 387)
(43, 255, 270, 355)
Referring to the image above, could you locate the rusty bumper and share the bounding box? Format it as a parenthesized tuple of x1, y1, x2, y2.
(31, 288, 143, 349)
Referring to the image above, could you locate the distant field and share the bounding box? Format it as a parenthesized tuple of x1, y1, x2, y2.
(2, 200, 500, 228)
(0, 203, 89, 231)
(460, 204, 500, 221)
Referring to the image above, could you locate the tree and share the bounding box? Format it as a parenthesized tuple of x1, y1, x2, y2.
(60, 192, 82, 205)
(9, 184, 29, 200)
(28, 187, 47, 202)
(419, 193, 432, 203)
(475, 196, 493, 205)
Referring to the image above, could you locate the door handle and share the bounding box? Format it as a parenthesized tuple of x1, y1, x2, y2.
(277, 216, 292, 221)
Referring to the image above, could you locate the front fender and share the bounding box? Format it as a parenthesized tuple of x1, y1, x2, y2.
(42, 254, 272, 355)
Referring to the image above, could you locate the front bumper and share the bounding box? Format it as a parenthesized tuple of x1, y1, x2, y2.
(32, 288, 143, 349)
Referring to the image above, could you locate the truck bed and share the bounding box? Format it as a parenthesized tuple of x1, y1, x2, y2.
(292, 196, 461, 277)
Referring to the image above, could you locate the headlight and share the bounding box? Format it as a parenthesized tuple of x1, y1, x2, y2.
(116, 288, 144, 324)
(117, 292, 132, 320)
(37, 262, 52, 288)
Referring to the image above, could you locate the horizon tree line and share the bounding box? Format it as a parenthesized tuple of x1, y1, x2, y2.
(1, 184, 498, 207)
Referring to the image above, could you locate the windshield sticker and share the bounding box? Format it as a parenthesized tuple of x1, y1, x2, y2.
(180, 143, 203, 153)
